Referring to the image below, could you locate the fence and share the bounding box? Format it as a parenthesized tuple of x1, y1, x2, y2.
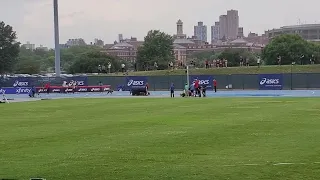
(1, 73, 320, 90)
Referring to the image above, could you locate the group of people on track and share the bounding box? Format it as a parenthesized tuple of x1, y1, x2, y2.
(170, 78, 217, 98)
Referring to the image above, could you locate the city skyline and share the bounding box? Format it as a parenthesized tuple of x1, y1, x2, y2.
(1, 0, 320, 47)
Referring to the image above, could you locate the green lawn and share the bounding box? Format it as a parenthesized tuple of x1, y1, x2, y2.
(103, 64, 320, 76)
(1, 98, 320, 180)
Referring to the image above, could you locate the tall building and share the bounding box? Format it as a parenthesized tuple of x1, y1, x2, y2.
(22, 41, 35, 51)
(66, 38, 86, 46)
(219, 15, 228, 39)
(36, 45, 49, 51)
(218, 10, 240, 40)
(194, 21, 207, 42)
(177, 19, 183, 35)
(118, 34, 123, 42)
(211, 22, 220, 43)
(238, 27, 244, 38)
(103, 37, 144, 62)
(227, 9, 239, 40)
(265, 24, 320, 42)
(94, 38, 104, 47)
(174, 19, 187, 39)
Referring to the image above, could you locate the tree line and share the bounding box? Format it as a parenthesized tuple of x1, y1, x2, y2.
(188, 34, 320, 67)
(1, 20, 320, 75)
(0, 21, 129, 75)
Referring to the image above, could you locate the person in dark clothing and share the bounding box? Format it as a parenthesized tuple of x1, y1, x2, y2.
(213, 79, 217, 93)
(202, 85, 206, 97)
(29, 86, 36, 98)
(170, 83, 174, 98)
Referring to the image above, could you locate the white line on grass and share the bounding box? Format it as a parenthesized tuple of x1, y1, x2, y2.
(222, 165, 236, 167)
(243, 164, 260, 166)
(273, 163, 295, 166)
(221, 162, 320, 167)
(228, 106, 261, 109)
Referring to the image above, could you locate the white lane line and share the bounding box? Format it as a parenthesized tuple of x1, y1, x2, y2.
(273, 163, 295, 166)
(243, 164, 260, 166)
(222, 165, 236, 167)
(221, 162, 320, 167)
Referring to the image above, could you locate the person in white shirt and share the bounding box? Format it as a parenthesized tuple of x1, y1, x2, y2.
(121, 64, 125, 73)
(257, 57, 261, 68)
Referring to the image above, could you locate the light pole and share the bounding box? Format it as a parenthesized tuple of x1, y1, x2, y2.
(53, 0, 61, 76)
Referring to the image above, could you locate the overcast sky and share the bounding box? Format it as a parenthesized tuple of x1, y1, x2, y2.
(1, 0, 320, 47)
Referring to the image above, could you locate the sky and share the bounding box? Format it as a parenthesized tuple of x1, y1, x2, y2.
(1, 0, 320, 48)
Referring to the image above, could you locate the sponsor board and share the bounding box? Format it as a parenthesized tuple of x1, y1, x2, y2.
(90, 87, 101, 92)
(9, 78, 32, 87)
(259, 74, 283, 90)
(77, 88, 88, 92)
(36, 86, 111, 93)
(66, 76, 88, 86)
(125, 76, 147, 91)
(13, 80, 29, 87)
(0, 87, 31, 94)
(0, 86, 111, 94)
(189, 75, 213, 89)
(52, 88, 61, 93)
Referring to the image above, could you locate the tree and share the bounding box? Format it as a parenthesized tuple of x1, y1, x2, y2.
(16, 45, 106, 73)
(190, 51, 216, 67)
(261, 34, 320, 65)
(137, 30, 174, 70)
(217, 49, 258, 67)
(15, 56, 41, 74)
(68, 50, 125, 73)
(18, 46, 45, 73)
(0, 21, 20, 74)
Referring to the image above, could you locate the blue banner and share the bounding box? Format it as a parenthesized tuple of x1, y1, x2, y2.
(0, 87, 32, 94)
(125, 76, 147, 91)
(259, 74, 283, 90)
(189, 75, 213, 89)
(9, 77, 33, 87)
(66, 76, 88, 86)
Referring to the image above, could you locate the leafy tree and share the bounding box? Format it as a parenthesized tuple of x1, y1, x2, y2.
(0, 21, 20, 74)
(261, 34, 320, 65)
(15, 56, 40, 74)
(217, 49, 258, 67)
(189, 51, 216, 67)
(137, 30, 174, 70)
(68, 50, 125, 73)
(17, 46, 44, 74)
(17, 45, 106, 73)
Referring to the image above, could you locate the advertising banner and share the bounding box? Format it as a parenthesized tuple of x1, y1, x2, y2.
(189, 75, 213, 89)
(0, 87, 31, 94)
(125, 76, 147, 91)
(0, 86, 111, 94)
(66, 76, 88, 86)
(37, 85, 111, 93)
(10, 77, 33, 87)
(259, 74, 283, 90)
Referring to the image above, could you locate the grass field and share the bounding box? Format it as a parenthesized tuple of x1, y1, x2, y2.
(1, 98, 320, 180)
(104, 64, 320, 76)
